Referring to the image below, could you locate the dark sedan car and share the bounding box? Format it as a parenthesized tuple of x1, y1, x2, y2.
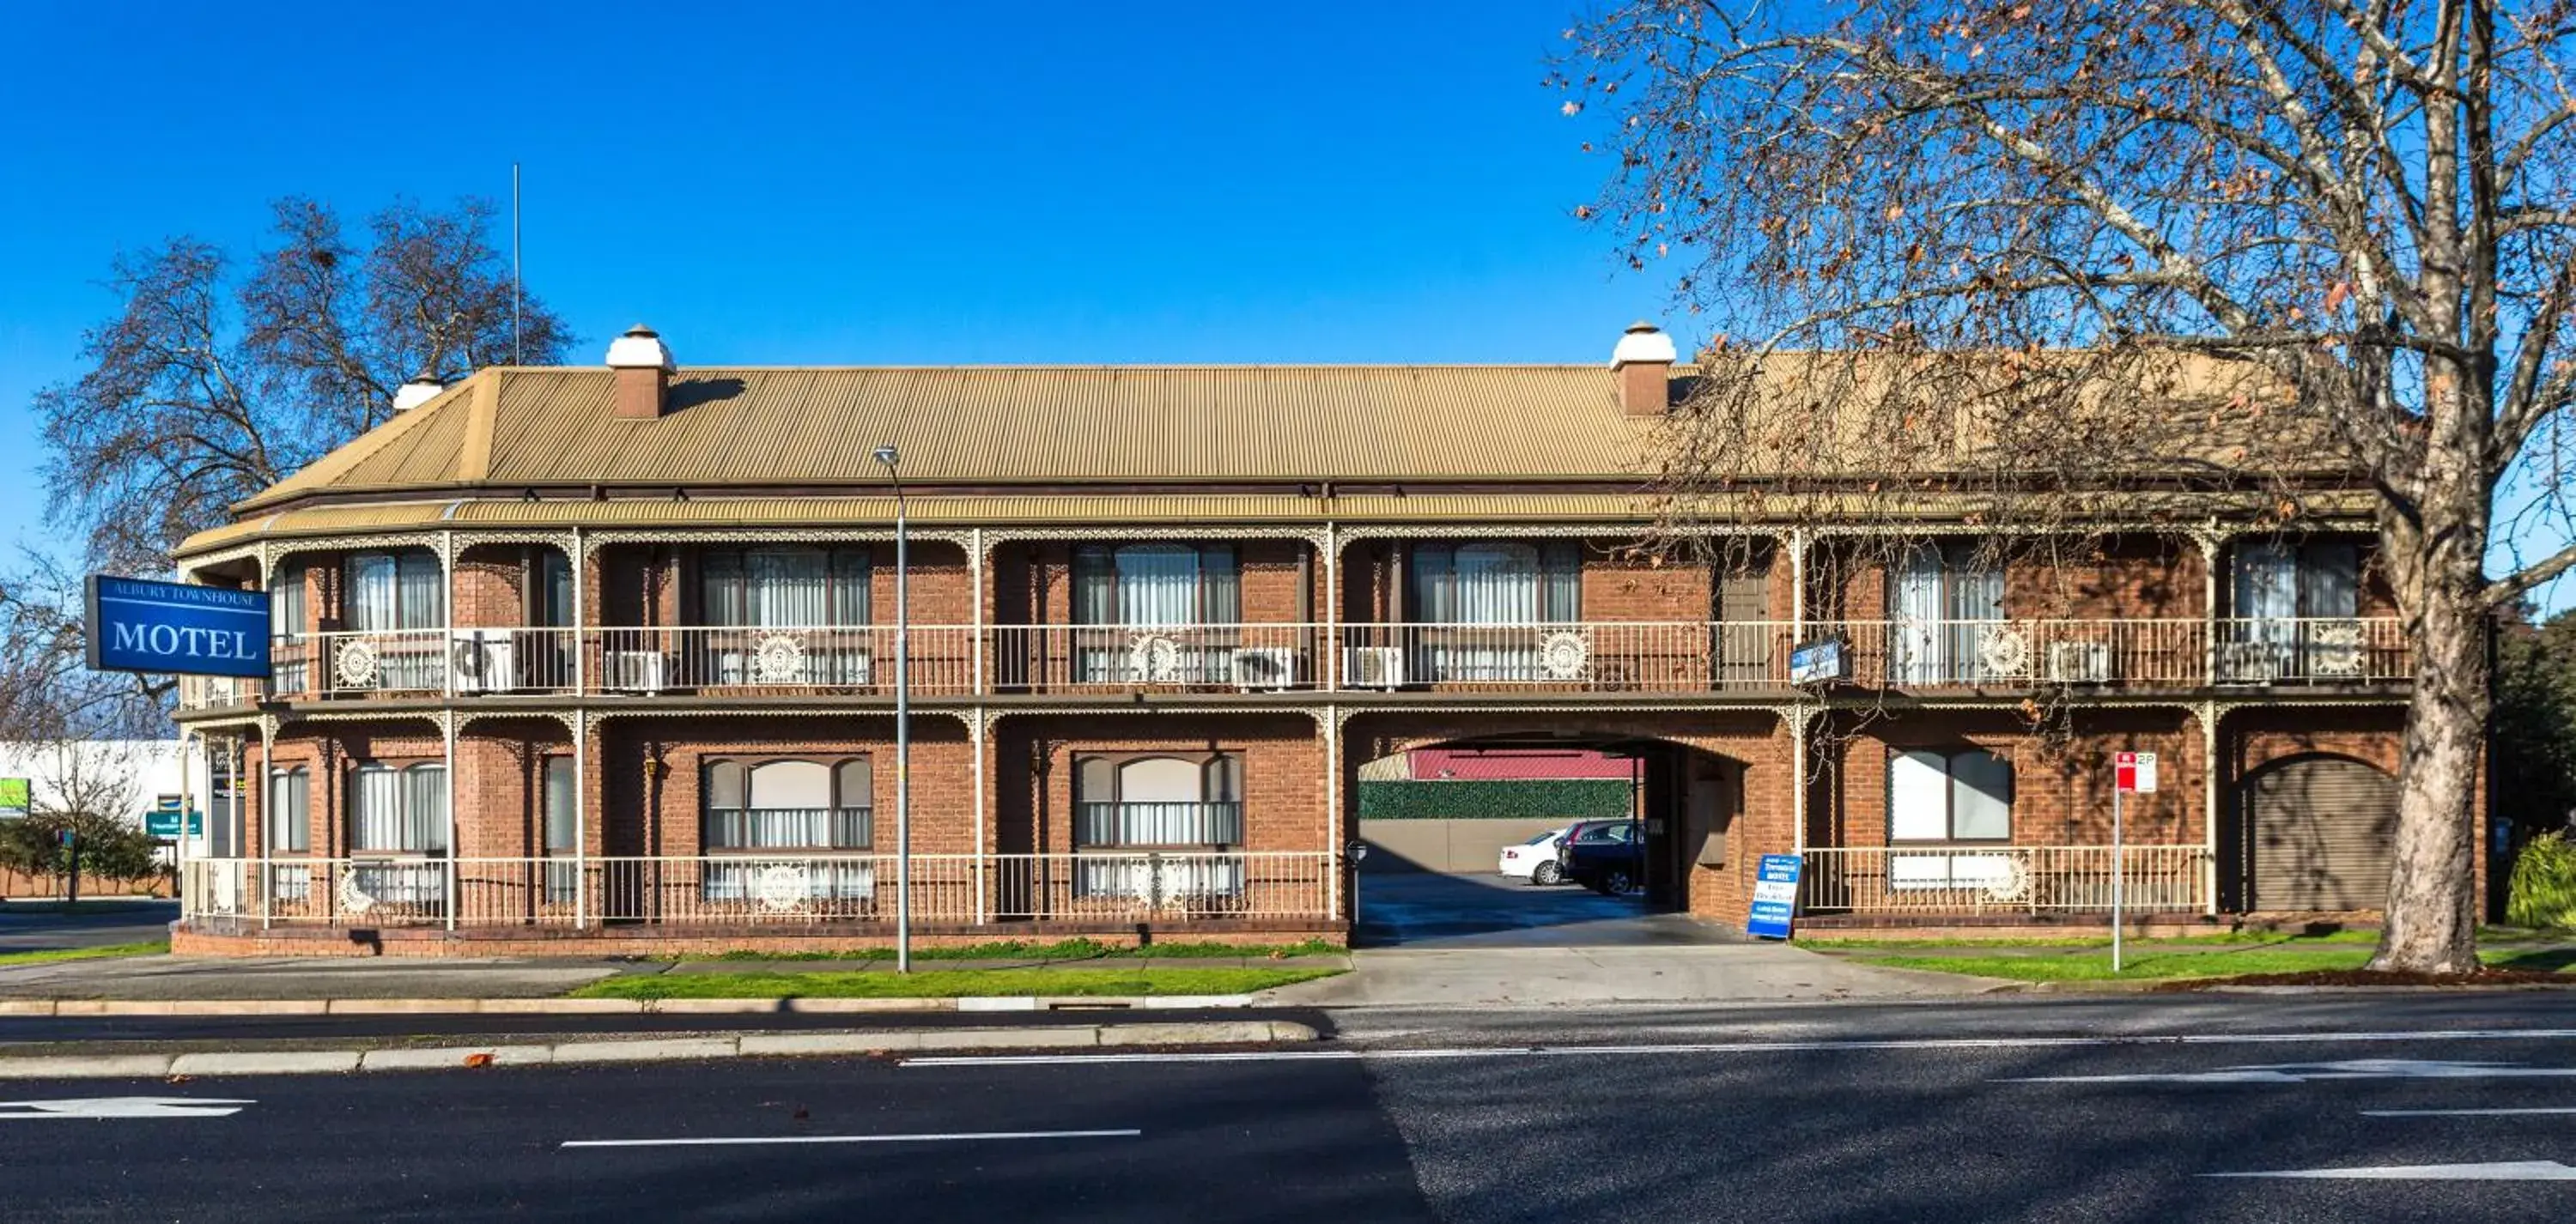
(1557, 818, 1644, 895)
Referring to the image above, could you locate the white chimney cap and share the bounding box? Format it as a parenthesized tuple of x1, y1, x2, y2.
(392, 372, 446, 412)
(605, 324, 677, 371)
(1612, 321, 1676, 367)
(1618, 323, 1680, 366)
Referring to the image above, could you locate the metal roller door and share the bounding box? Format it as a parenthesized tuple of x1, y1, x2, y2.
(2245, 755, 2397, 911)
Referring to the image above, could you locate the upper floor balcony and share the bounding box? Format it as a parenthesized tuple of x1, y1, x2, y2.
(174, 613, 2413, 711)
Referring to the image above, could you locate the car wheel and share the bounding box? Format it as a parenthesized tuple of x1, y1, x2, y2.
(1531, 861, 1562, 887)
(1603, 868, 1637, 895)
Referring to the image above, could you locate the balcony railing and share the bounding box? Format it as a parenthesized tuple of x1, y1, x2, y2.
(702, 806, 874, 851)
(1800, 845, 2214, 914)
(173, 616, 2411, 710)
(181, 851, 1335, 928)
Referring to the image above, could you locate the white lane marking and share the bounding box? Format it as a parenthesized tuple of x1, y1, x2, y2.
(900, 1027, 2576, 1069)
(2208, 1160, 2576, 1181)
(2004, 1058, 2576, 1085)
(2366, 1106, 2576, 1117)
(562, 1128, 1141, 1149)
(0, 1097, 252, 1120)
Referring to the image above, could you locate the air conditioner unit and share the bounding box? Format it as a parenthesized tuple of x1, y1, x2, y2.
(1230, 646, 1299, 692)
(1342, 645, 1406, 690)
(604, 650, 669, 694)
(450, 629, 517, 694)
(2215, 640, 2280, 684)
(2044, 641, 2114, 684)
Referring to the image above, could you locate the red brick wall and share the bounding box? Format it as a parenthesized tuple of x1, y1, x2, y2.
(1813, 708, 2207, 850)
(994, 712, 1324, 857)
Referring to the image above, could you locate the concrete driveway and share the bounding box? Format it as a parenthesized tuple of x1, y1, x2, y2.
(1286, 871, 1996, 1008)
(1353, 871, 1738, 949)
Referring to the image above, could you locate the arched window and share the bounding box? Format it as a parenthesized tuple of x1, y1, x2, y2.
(702, 757, 872, 850)
(1888, 748, 2013, 843)
(1072, 752, 1245, 846)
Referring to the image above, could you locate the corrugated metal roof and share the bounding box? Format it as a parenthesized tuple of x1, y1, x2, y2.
(242, 365, 1660, 510)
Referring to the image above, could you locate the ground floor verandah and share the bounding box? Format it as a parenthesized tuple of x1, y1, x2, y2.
(167, 698, 2451, 954)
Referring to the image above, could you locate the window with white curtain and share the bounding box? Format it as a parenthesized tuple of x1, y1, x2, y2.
(265, 766, 308, 853)
(2227, 539, 2362, 678)
(1408, 541, 1580, 623)
(1887, 748, 2014, 842)
(346, 550, 444, 632)
(1888, 542, 2004, 684)
(1072, 544, 1239, 626)
(270, 563, 307, 640)
(701, 757, 872, 849)
(1071, 753, 1245, 846)
(701, 547, 869, 627)
(349, 762, 447, 853)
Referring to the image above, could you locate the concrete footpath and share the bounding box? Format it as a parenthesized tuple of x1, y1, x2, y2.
(1261, 943, 1999, 1006)
(0, 1018, 1320, 1080)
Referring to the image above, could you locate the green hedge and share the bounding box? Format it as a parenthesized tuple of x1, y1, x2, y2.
(1358, 779, 1632, 821)
(2507, 831, 2576, 930)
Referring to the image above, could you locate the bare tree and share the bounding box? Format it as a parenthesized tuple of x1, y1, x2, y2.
(1557, 0, 2576, 970)
(15, 196, 571, 732)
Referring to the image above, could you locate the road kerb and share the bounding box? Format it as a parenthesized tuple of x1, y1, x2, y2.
(358, 1045, 556, 1071)
(0, 1054, 173, 1079)
(169, 1050, 364, 1076)
(0, 994, 1260, 1017)
(550, 1037, 741, 1064)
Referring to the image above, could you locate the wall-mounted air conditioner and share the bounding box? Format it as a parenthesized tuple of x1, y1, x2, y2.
(1230, 646, 1299, 692)
(604, 650, 669, 694)
(2044, 641, 2113, 684)
(451, 629, 517, 694)
(1342, 645, 1406, 690)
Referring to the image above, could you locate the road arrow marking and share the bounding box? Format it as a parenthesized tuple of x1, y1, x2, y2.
(0, 1097, 252, 1120)
(2208, 1160, 2576, 1181)
(2002, 1058, 2576, 1085)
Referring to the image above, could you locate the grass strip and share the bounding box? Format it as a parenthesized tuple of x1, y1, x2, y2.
(1854, 946, 2573, 983)
(0, 940, 169, 967)
(573, 966, 1342, 1000)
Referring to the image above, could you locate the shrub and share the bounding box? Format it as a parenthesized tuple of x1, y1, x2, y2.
(0, 811, 161, 891)
(1357, 779, 1632, 821)
(2506, 831, 2576, 930)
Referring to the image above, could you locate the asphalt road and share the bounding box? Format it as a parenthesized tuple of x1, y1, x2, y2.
(3, 994, 2574, 1221)
(0, 900, 177, 953)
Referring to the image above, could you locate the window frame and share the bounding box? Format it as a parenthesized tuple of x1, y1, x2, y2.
(345, 759, 448, 856)
(696, 544, 872, 628)
(1885, 748, 2015, 845)
(698, 754, 875, 852)
(1070, 749, 1247, 849)
(265, 765, 309, 854)
(1405, 538, 1583, 624)
(344, 548, 445, 632)
(1071, 542, 1242, 627)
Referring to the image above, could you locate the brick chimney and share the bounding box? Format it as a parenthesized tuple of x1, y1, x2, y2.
(1611, 321, 1677, 416)
(605, 324, 676, 420)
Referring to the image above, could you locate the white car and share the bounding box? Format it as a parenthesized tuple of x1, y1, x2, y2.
(1498, 827, 1573, 886)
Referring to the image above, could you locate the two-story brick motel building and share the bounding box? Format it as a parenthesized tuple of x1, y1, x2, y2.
(163, 323, 2473, 954)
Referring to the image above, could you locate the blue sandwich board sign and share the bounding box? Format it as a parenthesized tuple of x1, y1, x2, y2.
(84, 576, 270, 679)
(1747, 853, 1802, 940)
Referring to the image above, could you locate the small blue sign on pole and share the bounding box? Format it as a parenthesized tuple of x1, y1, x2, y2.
(1747, 853, 1802, 940)
(83, 575, 270, 679)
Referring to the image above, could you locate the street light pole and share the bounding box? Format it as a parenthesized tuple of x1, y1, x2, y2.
(874, 445, 912, 973)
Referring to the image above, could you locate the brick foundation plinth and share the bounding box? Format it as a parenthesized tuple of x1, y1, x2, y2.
(171, 920, 1348, 958)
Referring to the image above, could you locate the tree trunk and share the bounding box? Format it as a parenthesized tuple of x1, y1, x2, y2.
(2372, 572, 2488, 973)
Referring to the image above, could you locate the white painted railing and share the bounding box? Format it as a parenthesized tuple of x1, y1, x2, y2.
(1799, 845, 2213, 914)
(1337, 621, 1793, 690)
(586, 626, 978, 695)
(988, 624, 1327, 692)
(169, 615, 2414, 711)
(182, 851, 1336, 928)
(2212, 617, 2412, 683)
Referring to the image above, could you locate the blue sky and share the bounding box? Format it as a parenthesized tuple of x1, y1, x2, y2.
(0, 0, 1660, 546)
